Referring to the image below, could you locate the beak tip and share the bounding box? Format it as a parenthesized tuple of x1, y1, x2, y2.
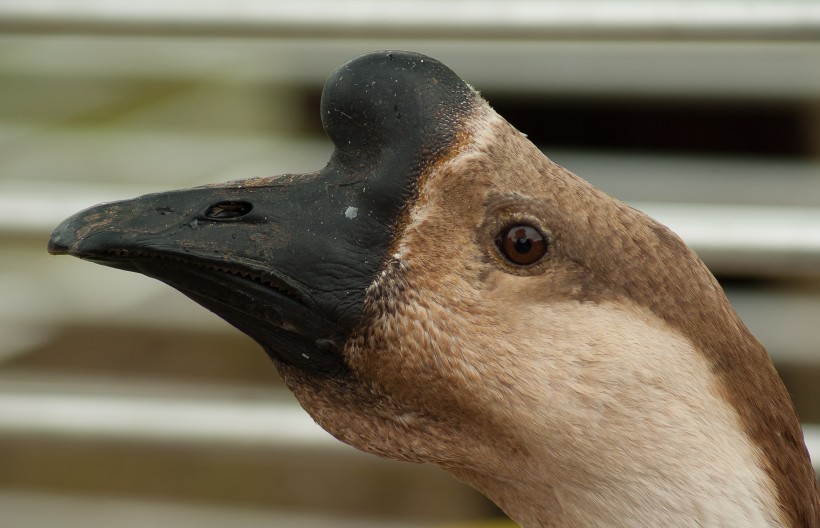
(47, 218, 78, 256)
(47, 232, 70, 256)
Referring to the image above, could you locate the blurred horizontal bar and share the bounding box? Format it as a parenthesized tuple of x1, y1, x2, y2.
(804, 424, 820, 473)
(3, 38, 820, 99)
(2, 0, 820, 40)
(0, 382, 342, 449)
(0, 491, 419, 528)
(639, 202, 820, 277)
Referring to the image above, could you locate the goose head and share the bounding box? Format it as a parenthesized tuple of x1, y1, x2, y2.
(48, 51, 819, 528)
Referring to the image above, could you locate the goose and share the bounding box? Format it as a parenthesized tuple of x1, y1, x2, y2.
(48, 51, 819, 528)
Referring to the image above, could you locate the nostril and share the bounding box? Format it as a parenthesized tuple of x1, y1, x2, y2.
(203, 201, 253, 220)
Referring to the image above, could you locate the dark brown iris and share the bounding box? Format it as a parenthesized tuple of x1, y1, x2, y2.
(496, 224, 548, 266)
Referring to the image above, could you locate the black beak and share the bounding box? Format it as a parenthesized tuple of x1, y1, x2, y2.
(48, 50, 477, 377)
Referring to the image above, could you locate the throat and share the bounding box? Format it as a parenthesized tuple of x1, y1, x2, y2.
(441, 302, 786, 528)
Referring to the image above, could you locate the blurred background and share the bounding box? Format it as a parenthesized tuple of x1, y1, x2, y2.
(1, 1, 819, 527)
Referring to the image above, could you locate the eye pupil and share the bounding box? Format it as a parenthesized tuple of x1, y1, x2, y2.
(497, 224, 548, 266)
(513, 230, 532, 254)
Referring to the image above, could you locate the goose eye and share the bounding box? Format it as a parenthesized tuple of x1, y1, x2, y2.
(496, 224, 548, 266)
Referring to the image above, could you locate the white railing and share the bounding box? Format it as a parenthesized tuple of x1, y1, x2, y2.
(1, 0, 820, 40)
